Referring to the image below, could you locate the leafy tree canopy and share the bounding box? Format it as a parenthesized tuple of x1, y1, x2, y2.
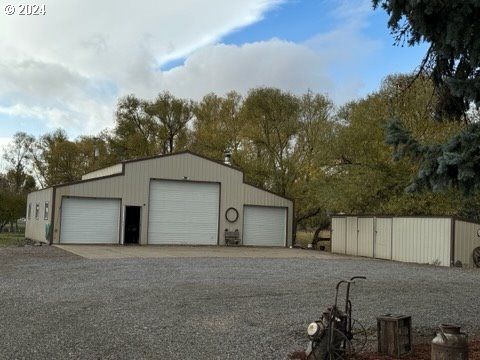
(373, 0, 480, 120)
(374, 0, 480, 195)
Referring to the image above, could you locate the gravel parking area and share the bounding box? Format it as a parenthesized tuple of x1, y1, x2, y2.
(1, 246, 479, 359)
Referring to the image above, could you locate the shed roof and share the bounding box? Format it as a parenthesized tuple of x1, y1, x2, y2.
(30, 151, 293, 202)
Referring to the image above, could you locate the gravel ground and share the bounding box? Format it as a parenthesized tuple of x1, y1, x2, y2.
(0, 246, 479, 360)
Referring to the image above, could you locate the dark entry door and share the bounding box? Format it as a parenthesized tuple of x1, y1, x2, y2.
(124, 206, 141, 244)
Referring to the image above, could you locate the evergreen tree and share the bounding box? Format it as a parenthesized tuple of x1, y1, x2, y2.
(374, 0, 480, 194)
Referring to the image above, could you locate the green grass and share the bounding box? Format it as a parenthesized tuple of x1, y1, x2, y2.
(296, 231, 314, 247)
(0, 233, 30, 247)
(295, 231, 332, 251)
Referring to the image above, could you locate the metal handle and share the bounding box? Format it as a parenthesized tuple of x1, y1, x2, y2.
(438, 327, 448, 342)
(350, 276, 366, 281)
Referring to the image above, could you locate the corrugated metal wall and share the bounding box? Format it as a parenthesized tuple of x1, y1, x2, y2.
(374, 218, 392, 260)
(25, 187, 53, 243)
(357, 217, 374, 257)
(81, 164, 123, 180)
(331, 217, 346, 253)
(50, 153, 293, 246)
(332, 216, 452, 266)
(346, 217, 358, 255)
(454, 220, 480, 267)
(392, 217, 451, 266)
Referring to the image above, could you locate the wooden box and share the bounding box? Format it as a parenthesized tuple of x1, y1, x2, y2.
(377, 314, 412, 358)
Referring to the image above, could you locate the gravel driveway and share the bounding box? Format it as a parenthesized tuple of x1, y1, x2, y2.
(1, 246, 479, 359)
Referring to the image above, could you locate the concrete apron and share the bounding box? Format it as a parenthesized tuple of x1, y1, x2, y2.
(54, 245, 346, 260)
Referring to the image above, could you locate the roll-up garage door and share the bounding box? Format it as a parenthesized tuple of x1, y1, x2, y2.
(148, 180, 219, 245)
(60, 197, 121, 244)
(243, 206, 286, 246)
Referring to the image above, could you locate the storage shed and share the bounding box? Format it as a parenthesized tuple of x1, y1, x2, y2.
(25, 151, 293, 247)
(331, 215, 480, 267)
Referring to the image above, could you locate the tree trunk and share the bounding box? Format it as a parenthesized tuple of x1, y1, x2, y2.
(295, 207, 322, 225)
(169, 136, 174, 154)
(312, 226, 323, 246)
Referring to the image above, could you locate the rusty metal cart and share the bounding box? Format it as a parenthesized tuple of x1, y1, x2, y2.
(306, 276, 368, 360)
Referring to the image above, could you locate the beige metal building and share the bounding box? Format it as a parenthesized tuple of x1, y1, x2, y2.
(25, 152, 293, 247)
(332, 215, 480, 267)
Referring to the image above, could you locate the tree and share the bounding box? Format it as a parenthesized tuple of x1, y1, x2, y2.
(109, 95, 159, 158)
(290, 91, 336, 230)
(374, 0, 480, 194)
(240, 88, 301, 196)
(2, 132, 35, 192)
(0, 186, 18, 231)
(146, 92, 192, 154)
(1, 133, 37, 231)
(386, 119, 480, 194)
(373, 0, 480, 120)
(191, 92, 244, 162)
(324, 74, 463, 216)
(33, 130, 84, 186)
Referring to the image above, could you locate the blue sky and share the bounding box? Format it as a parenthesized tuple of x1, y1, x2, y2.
(0, 0, 427, 150)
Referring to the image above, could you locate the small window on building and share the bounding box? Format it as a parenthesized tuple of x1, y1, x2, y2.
(28, 203, 32, 220)
(35, 204, 40, 220)
(44, 202, 49, 220)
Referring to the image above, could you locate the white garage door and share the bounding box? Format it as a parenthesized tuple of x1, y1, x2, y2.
(243, 206, 286, 246)
(148, 180, 219, 245)
(60, 197, 120, 244)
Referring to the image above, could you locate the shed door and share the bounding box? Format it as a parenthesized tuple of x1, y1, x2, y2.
(243, 206, 286, 246)
(375, 218, 392, 259)
(346, 217, 358, 255)
(60, 197, 120, 244)
(357, 217, 374, 257)
(148, 180, 219, 245)
(331, 217, 347, 254)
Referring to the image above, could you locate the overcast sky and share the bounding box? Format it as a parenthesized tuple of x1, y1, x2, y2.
(0, 0, 427, 147)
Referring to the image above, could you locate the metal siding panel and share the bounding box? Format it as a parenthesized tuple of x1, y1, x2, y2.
(345, 217, 358, 255)
(24, 188, 53, 242)
(60, 198, 120, 244)
(374, 218, 392, 259)
(82, 164, 123, 180)
(148, 180, 219, 245)
(51, 153, 291, 245)
(357, 217, 374, 257)
(454, 220, 480, 267)
(392, 217, 450, 266)
(331, 217, 346, 254)
(243, 206, 286, 246)
(392, 218, 406, 263)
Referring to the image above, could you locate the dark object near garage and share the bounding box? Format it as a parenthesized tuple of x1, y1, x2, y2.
(473, 247, 480, 268)
(377, 314, 412, 357)
(225, 229, 241, 246)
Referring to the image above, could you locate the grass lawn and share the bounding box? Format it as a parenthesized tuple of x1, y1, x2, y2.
(295, 231, 332, 251)
(0, 233, 31, 247)
(295, 231, 314, 247)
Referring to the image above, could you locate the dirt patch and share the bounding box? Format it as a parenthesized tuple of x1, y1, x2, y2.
(355, 339, 480, 360)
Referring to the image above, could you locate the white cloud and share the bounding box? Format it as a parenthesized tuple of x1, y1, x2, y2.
(0, 0, 284, 135)
(154, 0, 379, 104)
(0, 0, 379, 138)
(160, 39, 333, 100)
